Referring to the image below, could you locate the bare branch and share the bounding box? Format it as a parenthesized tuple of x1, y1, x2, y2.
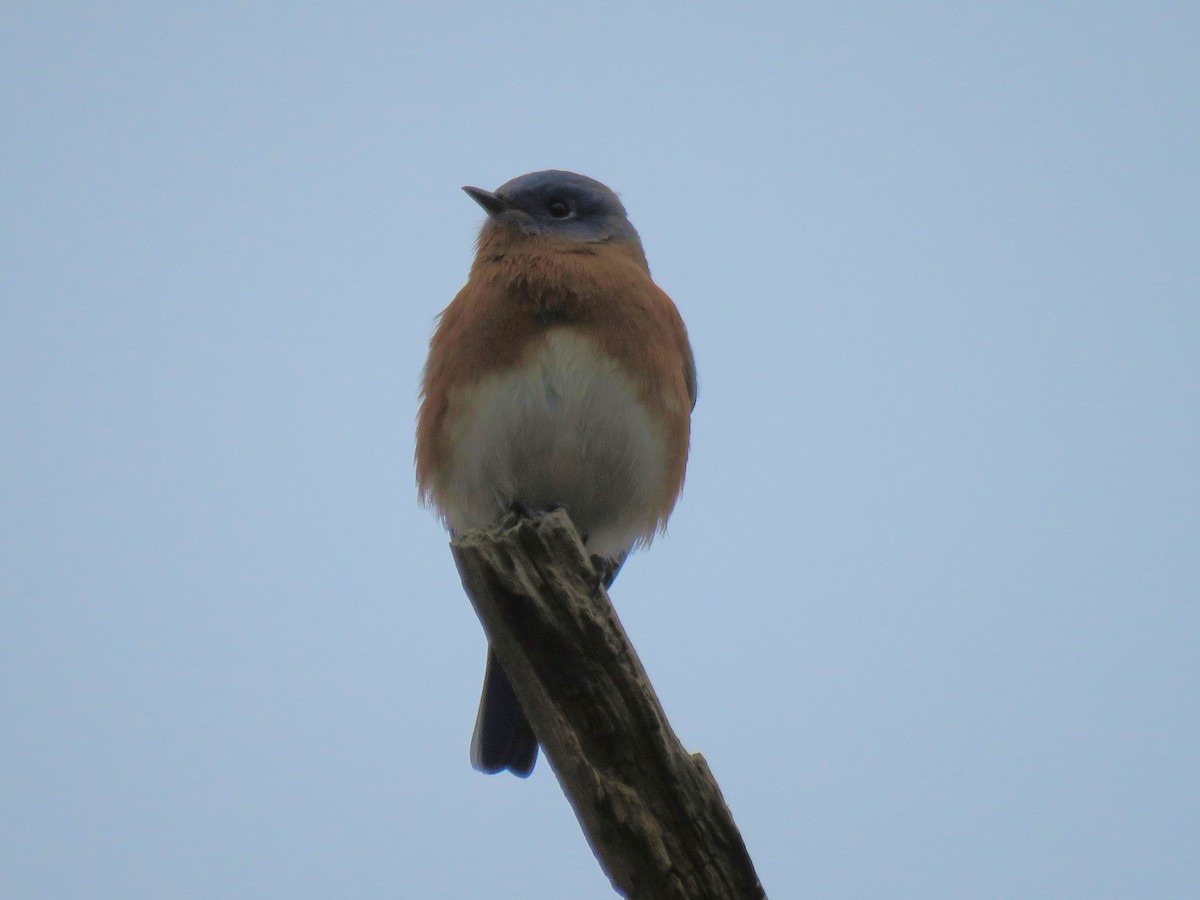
(452, 510, 765, 900)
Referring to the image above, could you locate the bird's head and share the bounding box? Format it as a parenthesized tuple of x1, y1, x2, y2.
(463, 170, 643, 251)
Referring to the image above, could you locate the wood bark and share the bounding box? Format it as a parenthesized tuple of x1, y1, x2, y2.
(452, 510, 765, 899)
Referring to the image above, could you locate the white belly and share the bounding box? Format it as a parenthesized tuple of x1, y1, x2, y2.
(438, 331, 668, 559)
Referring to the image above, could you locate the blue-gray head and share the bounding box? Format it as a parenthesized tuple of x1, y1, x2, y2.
(463, 170, 643, 247)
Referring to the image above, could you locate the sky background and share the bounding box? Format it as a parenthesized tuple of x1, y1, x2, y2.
(3, 3, 1198, 898)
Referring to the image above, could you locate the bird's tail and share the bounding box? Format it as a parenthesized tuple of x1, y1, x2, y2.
(468, 550, 626, 777)
(469, 647, 538, 777)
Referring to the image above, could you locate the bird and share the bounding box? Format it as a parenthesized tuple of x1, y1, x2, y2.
(416, 170, 696, 777)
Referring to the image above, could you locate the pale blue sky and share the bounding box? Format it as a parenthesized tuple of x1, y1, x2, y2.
(2, 3, 1197, 898)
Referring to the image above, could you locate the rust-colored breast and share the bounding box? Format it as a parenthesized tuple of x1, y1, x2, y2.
(416, 229, 694, 523)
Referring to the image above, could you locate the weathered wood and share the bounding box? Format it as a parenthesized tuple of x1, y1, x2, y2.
(452, 510, 765, 900)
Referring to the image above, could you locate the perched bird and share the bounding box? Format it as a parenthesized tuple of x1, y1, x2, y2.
(416, 170, 696, 776)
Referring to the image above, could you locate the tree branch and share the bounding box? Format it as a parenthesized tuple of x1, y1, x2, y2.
(451, 510, 766, 900)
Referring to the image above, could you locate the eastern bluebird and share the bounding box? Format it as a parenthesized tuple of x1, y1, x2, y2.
(416, 170, 696, 777)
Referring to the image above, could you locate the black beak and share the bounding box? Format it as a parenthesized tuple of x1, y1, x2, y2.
(462, 186, 507, 216)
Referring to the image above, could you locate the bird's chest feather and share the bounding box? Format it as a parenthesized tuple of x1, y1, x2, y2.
(437, 330, 668, 556)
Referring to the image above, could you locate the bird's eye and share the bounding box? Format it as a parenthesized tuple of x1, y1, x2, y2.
(547, 200, 571, 219)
